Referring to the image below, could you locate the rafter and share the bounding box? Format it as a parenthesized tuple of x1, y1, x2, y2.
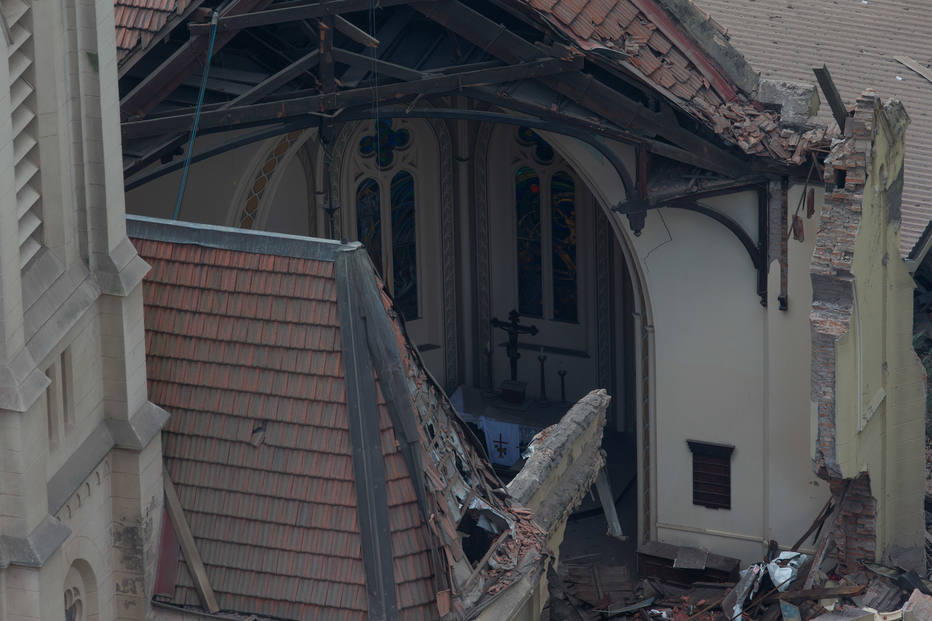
(188, 0, 431, 35)
(123, 48, 322, 177)
(121, 0, 275, 119)
(333, 48, 424, 81)
(334, 15, 378, 48)
(122, 56, 583, 140)
(412, 0, 750, 177)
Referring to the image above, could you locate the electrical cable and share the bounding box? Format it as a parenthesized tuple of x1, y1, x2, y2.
(173, 11, 219, 220)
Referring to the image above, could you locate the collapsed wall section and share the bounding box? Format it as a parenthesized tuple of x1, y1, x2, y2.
(810, 90, 925, 571)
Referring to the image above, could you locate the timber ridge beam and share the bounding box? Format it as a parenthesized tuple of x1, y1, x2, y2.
(121, 56, 584, 140)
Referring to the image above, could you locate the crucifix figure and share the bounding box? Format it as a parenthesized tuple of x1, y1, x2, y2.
(491, 310, 539, 382)
(493, 433, 508, 459)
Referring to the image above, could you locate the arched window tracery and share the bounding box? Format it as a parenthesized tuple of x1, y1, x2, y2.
(350, 119, 420, 320)
(513, 128, 578, 323)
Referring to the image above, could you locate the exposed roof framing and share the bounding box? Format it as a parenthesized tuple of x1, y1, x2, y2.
(187, 0, 425, 35)
(121, 55, 583, 139)
(121, 0, 276, 119)
(119, 0, 825, 185)
(413, 0, 750, 176)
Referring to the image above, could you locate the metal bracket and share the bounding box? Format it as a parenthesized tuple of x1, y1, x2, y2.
(614, 185, 769, 306)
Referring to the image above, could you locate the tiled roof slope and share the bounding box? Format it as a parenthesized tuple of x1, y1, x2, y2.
(697, 0, 932, 257)
(134, 235, 434, 620)
(114, 0, 197, 65)
(510, 0, 829, 164)
(130, 216, 546, 620)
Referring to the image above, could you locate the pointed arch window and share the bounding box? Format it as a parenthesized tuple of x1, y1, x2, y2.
(353, 120, 419, 320)
(514, 128, 578, 323)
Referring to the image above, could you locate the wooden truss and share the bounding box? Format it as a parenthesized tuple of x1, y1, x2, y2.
(118, 0, 772, 181)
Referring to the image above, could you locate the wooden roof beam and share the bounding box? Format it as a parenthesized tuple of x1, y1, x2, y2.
(412, 0, 750, 177)
(188, 0, 431, 35)
(163, 468, 219, 614)
(334, 15, 378, 48)
(121, 0, 275, 119)
(123, 48, 321, 176)
(122, 56, 583, 140)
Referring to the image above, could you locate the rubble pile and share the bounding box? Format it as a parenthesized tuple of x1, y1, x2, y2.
(549, 554, 932, 620)
(546, 499, 932, 620)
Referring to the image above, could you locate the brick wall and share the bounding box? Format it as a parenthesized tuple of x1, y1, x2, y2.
(830, 475, 877, 574)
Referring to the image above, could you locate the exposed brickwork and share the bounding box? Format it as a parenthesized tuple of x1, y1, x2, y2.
(810, 91, 878, 478)
(830, 475, 877, 574)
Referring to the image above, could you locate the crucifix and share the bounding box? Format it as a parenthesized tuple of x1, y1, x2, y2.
(491, 310, 539, 381)
(491, 310, 538, 403)
(493, 433, 508, 459)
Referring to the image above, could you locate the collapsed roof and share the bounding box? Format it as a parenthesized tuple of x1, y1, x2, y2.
(697, 0, 932, 259)
(130, 216, 551, 620)
(115, 0, 830, 194)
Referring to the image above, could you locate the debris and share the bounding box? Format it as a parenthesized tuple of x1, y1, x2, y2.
(638, 541, 740, 585)
(893, 56, 932, 87)
(779, 585, 868, 602)
(768, 552, 809, 591)
(722, 563, 765, 619)
(594, 468, 626, 541)
(903, 588, 932, 620)
(811, 608, 875, 620)
(780, 601, 802, 621)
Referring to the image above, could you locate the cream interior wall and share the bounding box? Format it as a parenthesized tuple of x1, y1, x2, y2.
(263, 155, 311, 235)
(545, 133, 829, 563)
(764, 184, 830, 552)
(125, 132, 266, 224)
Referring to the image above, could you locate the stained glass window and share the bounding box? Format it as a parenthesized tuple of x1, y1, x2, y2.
(515, 166, 542, 317)
(356, 177, 382, 275)
(391, 171, 418, 320)
(359, 119, 410, 168)
(516, 126, 554, 165)
(551, 171, 577, 322)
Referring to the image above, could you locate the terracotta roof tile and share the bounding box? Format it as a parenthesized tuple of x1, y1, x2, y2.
(136, 236, 450, 620)
(698, 0, 932, 256)
(513, 0, 833, 168)
(132, 220, 552, 619)
(138, 239, 372, 619)
(113, 0, 198, 65)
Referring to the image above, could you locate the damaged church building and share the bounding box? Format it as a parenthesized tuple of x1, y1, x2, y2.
(0, 0, 927, 619)
(116, 0, 928, 575)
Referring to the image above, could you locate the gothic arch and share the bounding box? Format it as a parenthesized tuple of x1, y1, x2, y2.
(331, 116, 458, 388)
(475, 120, 656, 544)
(228, 128, 319, 231)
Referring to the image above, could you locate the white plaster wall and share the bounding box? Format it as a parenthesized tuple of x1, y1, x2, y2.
(764, 184, 830, 554)
(546, 133, 829, 563)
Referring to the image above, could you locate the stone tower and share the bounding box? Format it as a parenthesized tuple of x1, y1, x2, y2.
(0, 1, 165, 619)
